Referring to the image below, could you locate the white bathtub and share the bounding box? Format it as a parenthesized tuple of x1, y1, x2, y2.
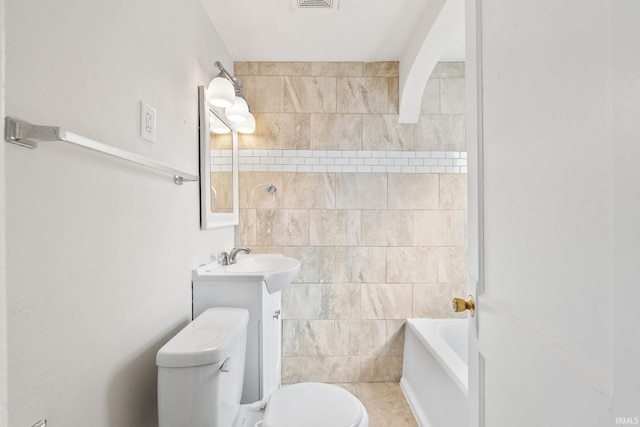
(400, 318, 469, 427)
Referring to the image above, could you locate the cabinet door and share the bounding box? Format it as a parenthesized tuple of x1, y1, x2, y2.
(260, 287, 282, 398)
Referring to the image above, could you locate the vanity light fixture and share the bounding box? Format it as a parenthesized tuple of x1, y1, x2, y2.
(208, 61, 255, 133)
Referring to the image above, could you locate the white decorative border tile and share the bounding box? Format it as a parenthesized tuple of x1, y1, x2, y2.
(212, 150, 468, 173)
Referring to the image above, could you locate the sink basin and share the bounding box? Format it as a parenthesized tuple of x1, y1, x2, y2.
(193, 254, 301, 293)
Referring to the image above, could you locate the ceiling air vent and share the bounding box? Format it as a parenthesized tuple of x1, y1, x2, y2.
(297, 0, 336, 8)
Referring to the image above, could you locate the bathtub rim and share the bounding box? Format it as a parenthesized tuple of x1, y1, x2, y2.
(405, 318, 469, 396)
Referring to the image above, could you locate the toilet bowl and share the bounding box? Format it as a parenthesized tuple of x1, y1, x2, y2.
(157, 307, 368, 427)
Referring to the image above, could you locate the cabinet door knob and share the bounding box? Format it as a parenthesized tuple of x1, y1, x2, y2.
(273, 310, 281, 319)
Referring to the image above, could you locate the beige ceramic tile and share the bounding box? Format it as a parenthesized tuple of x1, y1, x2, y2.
(416, 114, 466, 151)
(281, 357, 309, 384)
(414, 210, 467, 247)
(309, 210, 361, 246)
(237, 131, 258, 150)
(259, 62, 310, 76)
(210, 131, 232, 150)
(388, 174, 439, 209)
(363, 61, 399, 77)
(359, 356, 403, 382)
(334, 247, 387, 283)
(335, 320, 387, 356)
(282, 320, 335, 356)
(361, 283, 413, 319)
(431, 62, 465, 79)
(362, 114, 416, 150)
(329, 382, 359, 396)
(336, 77, 389, 114)
(387, 247, 438, 283)
(282, 283, 310, 319)
(284, 76, 337, 113)
(240, 76, 285, 113)
(361, 209, 413, 246)
(234, 61, 259, 76)
(356, 383, 418, 427)
(255, 209, 309, 246)
(388, 77, 399, 114)
(282, 246, 335, 283)
(413, 283, 468, 318)
(439, 173, 468, 209)
(256, 113, 310, 149)
(311, 62, 363, 77)
(210, 172, 233, 213)
(437, 247, 468, 283)
(420, 78, 441, 115)
(336, 173, 388, 209)
(310, 113, 362, 150)
(440, 78, 466, 114)
(309, 283, 361, 320)
(307, 357, 360, 382)
(236, 208, 257, 245)
(282, 172, 335, 209)
(386, 320, 406, 356)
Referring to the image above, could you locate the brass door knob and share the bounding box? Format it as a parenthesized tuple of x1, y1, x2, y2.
(452, 295, 475, 317)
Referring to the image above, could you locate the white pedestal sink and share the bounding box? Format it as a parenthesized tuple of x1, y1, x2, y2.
(193, 254, 300, 294)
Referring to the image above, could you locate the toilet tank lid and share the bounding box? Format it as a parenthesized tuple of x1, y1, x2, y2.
(156, 308, 249, 368)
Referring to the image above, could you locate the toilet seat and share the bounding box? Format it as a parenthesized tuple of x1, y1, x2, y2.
(262, 382, 365, 427)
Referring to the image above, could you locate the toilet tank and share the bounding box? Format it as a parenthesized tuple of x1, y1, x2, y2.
(156, 308, 249, 427)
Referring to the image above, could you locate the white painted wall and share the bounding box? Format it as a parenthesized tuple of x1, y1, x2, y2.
(1, 0, 9, 424)
(4, 0, 235, 425)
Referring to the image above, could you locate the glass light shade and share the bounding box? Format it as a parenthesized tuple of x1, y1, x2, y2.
(225, 96, 250, 123)
(236, 112, 256, 134)
(207, 76, 235, 108)
(210, 114, 231, 134)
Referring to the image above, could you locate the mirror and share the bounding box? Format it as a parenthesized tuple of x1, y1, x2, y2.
(199, 85, 239, 229)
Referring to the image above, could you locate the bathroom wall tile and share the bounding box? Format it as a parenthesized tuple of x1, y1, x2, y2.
(235, 61, 259, 76)
(311, 62, 363, 77)
(355, 383, 418, 426)
(282, 320, 334, 356)
(309, 283, 361, 320)
(209, 172, 233, 212)
(336, 77, 389, 114)
(420, 78, 441, 115)
(439, 173, 468, 209)
(236, 208, 257, 245)
(241, 76, 285, 113)
(413, 283, 467, 318)
(281, 357, 309, 384)
(334, 247, 387, 283)
(386, 247, 438, 283)
(308, 357, 361, 382)
(386, 320, 406, 356)
(309, 210, 361, 246)
(238, 131, 258, 150)
(256, 209, 309, 246)
(211, 132, 232, 150)
(388, 77, 399, 114)
(362, 114, 416, 151)
(238, 171, 283, 209)
(310, 114, 362, 150)
(416, 114, 466, 151)
(359, 356, 403, 382)
(363, 61, 399, 78)
(361, 210, 413, 247)
(431, 62, 465, 79)
(361, 284, 413, 319)
(282, 172, 336, 209)
(256, 113, 310, 149)
(282, 246, 335, 283)
(388, 174, 439, 209)
(440, 78, 466, 114)
(284, 76, 337, 113)
(335, 320, 387, 356)
(437, 247, 468, 283)
(259, 62, 311, 76)
(282, 283, 311, 319)
(414, 210, 467, 247)
(336, 173, 388, 209)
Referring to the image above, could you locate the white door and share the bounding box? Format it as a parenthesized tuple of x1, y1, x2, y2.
(465, 1, 621, 425)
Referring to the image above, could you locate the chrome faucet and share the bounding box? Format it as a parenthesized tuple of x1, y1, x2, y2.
(229, 246, 252, 263)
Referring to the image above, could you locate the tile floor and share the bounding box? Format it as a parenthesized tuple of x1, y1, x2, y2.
(331, 382, 418, 427)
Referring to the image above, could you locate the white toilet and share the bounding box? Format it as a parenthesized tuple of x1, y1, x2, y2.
(157, 307, 369, 427)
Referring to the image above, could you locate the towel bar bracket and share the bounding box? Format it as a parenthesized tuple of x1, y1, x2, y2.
(5, 117, 60, 149)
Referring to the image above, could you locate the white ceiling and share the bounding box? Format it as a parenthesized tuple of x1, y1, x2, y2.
(200, 0, 465, 62)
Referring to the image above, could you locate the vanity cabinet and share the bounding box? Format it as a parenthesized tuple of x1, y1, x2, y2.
(192, 278, 282, 404)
